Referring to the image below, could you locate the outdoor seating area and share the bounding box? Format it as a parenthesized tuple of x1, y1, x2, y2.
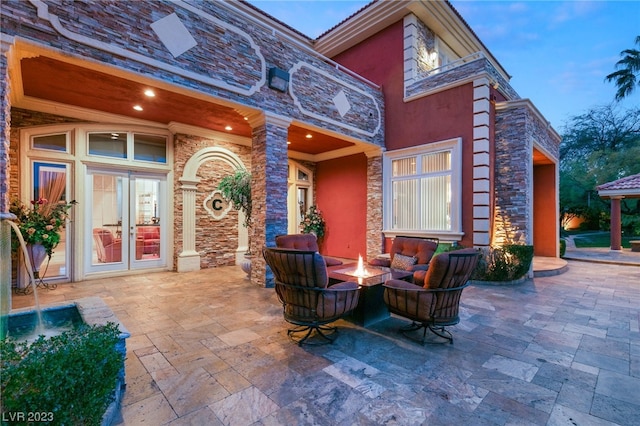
(263, 247, 359, 345)
(10, 256, 639, 425)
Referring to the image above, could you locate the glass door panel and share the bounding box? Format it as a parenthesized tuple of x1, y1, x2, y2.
(132, 177, 163, 267)
(87, 170, 128, 272)
(32, 161, 71, 280)
(86, 169, 165, 274)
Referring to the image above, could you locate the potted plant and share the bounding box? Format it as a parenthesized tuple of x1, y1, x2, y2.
(9, 197, 77, 279)
(218, 169, 253, 277)
(300, 205, 326, 239)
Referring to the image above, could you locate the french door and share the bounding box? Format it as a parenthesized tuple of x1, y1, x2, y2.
(86, 168, 166, 273)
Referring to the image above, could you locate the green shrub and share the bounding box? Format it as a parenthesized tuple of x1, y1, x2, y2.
(560, 239, 567, 257)
(471, 244, 534, 282)
(1, 323, 123, 425)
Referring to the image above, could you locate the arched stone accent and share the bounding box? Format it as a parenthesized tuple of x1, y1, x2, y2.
(177, 146, 247, 272)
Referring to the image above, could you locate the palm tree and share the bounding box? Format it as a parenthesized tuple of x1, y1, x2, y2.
(606, 36, 640, 100)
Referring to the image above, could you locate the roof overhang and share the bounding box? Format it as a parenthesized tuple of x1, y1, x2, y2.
(315, 0, 510, 81)
(597, 189, 640, 199)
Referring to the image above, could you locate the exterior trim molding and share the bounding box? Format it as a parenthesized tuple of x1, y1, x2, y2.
(472, 77, 491, 247)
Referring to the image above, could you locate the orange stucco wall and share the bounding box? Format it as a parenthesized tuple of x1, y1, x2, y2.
(533, 164, 557, 256)
(316, 154, 368, 259)
(332, 20, 476, 247)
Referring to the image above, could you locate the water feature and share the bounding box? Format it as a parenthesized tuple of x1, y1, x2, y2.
(7, 304, 83, 342)
(1, 218, 131, 424)
(2, 219, 45, 339)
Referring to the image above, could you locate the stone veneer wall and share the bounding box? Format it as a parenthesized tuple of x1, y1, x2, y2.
(249, 115, 290, 287)
(172, 133, 251, 270)
(403, 14, 438, 84)
(494, 105, 531, 246)
(366, 155, 383, 261)
(494, 101, 560, 247)
(1, 48, 8, 212)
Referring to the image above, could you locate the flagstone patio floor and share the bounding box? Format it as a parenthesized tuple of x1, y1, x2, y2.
(10, 258, 640, 425)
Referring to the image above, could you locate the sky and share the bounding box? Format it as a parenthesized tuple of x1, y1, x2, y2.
(247, 0, 640, 133)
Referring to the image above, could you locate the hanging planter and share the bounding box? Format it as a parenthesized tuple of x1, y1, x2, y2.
(218, 169, 253, 278)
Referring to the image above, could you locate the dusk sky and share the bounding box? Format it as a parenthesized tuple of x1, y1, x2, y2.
(248, 0, 640, 133)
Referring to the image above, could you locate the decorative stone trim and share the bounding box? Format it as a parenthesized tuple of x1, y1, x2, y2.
(472, 77, 491, 247)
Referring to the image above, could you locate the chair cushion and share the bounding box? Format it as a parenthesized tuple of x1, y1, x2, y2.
(319, 281, 359, 318)
(391, 237, 438, 266)
(276, 234, 319, 251)
(383, 279, 434, 322)
(390, 253, 417, 271)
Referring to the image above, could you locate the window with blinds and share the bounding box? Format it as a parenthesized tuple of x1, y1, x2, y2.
(384, 138, 461, 235)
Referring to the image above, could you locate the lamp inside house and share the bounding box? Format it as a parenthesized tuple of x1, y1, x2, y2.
(268, 67, 289, 92)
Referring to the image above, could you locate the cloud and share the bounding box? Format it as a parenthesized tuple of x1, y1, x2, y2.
(549, 0, 602, 26)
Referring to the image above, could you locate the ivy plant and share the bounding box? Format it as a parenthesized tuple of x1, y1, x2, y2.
(217, 169, 252, 229)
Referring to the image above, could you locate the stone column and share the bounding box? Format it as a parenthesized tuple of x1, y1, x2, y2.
(1, 37, 12, 213)
(246, 111, 291, 287)
(176, 179, 201, 272)
(610, 196, 623, 251)
(366, 153, 383, 261)
(1, 37, 13, 336)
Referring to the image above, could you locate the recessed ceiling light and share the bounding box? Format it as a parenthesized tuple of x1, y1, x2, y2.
(225, 125, 233, 131)
(243, 117, 248, 121)
(133, 105, 143, 111)
(287, 141, 291, 145)
(305, 133, 312, 139)
(144, 89, 156, 97)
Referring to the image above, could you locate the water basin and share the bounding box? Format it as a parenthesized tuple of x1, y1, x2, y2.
(7, 304, 83, 341)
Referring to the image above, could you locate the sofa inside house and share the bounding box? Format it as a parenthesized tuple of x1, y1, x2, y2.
(137, 225, 160, 256)
(93, 228, 145, 262)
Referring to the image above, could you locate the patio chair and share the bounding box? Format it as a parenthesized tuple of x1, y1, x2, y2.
(275, 233, 343, 266)
(263, 247, 359, 345)
(369, 236, 439, 275)
(383, 248, 480, 344)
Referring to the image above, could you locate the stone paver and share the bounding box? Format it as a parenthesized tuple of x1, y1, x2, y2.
(9, 258, 640, 425)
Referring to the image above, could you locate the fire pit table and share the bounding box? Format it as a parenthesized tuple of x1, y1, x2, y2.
(328, 263, 413, 327)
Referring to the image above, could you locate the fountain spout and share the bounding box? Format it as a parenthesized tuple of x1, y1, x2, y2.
(1, 217, 41, 340)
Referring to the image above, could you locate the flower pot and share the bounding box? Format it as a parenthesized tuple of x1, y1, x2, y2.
(26, 243, 47, 279)
(240, 254, 252, 279)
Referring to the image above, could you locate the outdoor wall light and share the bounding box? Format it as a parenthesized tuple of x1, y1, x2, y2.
(268, 67, 290, 92)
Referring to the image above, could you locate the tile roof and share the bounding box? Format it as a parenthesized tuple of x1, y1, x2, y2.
(597, 173, 640, 196)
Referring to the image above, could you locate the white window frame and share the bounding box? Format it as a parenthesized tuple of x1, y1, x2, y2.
(382, 137, 463, 242)
(436, 38, 457, 68)
(287, 160, 314, 235)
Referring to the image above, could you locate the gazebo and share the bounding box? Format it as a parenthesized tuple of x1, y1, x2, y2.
(597, 173, 640, 250)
